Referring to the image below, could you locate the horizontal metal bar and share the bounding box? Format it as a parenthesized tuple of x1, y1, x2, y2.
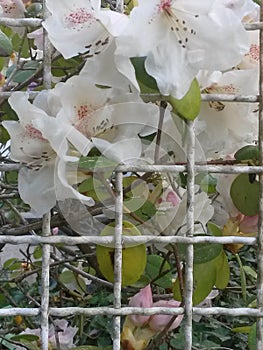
(0, 18, 42, 27)
(0, 92, 259, 102)
(1, 164, 263, 174)
(0, 164, 22, 171)
(0, 308, 39, 317)
(0, 235, 256, 246)
(245, 22, 263, 31)
(0, 92, 39, 99)
(0, 306, 261, 318)
(116, 164, 263, 174)
(201, 94, 259, 102)
(1, 163, 263, 175)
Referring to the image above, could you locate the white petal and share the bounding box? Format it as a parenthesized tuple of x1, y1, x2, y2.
(18, 165, 56, 216)
(92, 136, 142, 163)
(43, 0, 111, 59)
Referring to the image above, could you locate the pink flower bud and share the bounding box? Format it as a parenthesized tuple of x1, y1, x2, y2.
(129, 284, 153, 327)
(149, 300, 183, 332)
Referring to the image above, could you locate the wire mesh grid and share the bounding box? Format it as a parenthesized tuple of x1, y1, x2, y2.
(0, 1, 263, 349)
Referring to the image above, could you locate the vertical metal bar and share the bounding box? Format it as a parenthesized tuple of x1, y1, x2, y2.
(257, 2, 263, 349)
(40, 213, 51, 350)
(40, 1, 52, 349)
(116, 0, 124, 13)
(184, 121, 195, 349)
(113, 171, 123, 350)
(42, 0, 52, 90)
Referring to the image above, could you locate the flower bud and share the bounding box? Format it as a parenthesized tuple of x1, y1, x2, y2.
(149, 300, 183, 332)
(129, 284, 153, 327)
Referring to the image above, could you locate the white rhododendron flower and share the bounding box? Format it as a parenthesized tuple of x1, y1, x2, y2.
(33, 76, 159, 163)
(3, 91, 94, 216)
(43, 0, 128, 59)
(0, 0, 25, 34)
(195, 69, 258, 159)
(115, 0, 250, 98)
(80, 40, 135, 91)
(0, 0, 24, 18)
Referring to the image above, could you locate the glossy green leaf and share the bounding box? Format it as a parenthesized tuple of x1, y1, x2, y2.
(173, 259, 217, 305)
(230, 174, 259, 216)
(167, 79, 201, 121)
(173, 250, 229, 305)
(96, 221, 147, 286)
(234, 145, 259, 162)
(214, 251, 230, 289)
(0, 29, 12, 56)
(179, 242, 222, 264)
(130, 56, 159, 94)
(145, 254, 172, 288)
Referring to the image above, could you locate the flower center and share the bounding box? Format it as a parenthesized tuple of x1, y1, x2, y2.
(25, 124, 46, 141)
(73, 103, 112, 139)
(154, 0, 198, 49)
(158, 0, 172, 14)
(248, 44, 259, 62)
(65, 8, 95, 31)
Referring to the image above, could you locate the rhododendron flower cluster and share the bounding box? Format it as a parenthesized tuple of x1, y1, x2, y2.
(0, 0, 261, 347)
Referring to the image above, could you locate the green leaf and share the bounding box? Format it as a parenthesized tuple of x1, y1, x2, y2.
(12, 33, 30, 58)
(230, 173, 259, 216)
(11, 335, 39, 342)
(96, 221, 147, 287)
(78, 156, 116, 171)
(6, 61, 40, 83)
(234, 145, 259, 162)
(59, 270, 76, 284)
(179, 242, 222, 264)
(207, 222, 222, 237)
(195, 173, 217, 193)
(52, 56, 83, 77)
(0, 29, 13, 56)
(248, 323, 256, 350)
(214, 251, 230, 289)
(236, 253, 247, 302)
(243, 265, 257, 280)
(232, 326, 252, 333)
(0, 125, 10, 143)
(173, 250, 228, 305)
(3, 258, 21, 270)
(33, 246, 42, 259)
(26, 3, 43, 17)
(130, 56, 159, 94)
(145, 254, 172, 288)
(173, 258, 217, 305)
(167, 79, 201, 121)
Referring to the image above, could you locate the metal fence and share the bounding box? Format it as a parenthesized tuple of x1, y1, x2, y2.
(0, 1, 263, 349)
